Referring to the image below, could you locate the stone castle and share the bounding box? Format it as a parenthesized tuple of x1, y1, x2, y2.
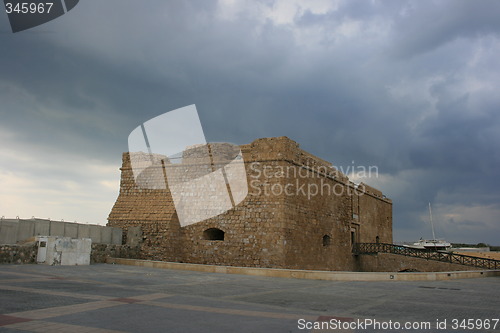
(108, 136, 392, 271)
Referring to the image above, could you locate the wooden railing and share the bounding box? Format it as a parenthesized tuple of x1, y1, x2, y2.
(353, 243, 499, 270)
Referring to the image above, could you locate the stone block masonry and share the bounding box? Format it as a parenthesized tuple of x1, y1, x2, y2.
(108, 136, 392, 271)
(0, 243, 38, 264)
(90, 244, 140, 264)
(356, 253, 479, 272)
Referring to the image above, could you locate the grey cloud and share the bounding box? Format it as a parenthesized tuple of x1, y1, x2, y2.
(391, 0, 500, 59)
(1, 0, 499, 244)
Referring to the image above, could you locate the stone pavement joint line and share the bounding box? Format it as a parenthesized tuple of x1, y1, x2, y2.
(3, 289, 317, 332)
(0, 284, 110, 301)
(8, 300, 125, 320)
(0, 271, 49, 279)
(0, 289, 175, 333)
(110, 298, 142, 304)
(127, 293, 171, 301)
(3, 264, 498, 333)
(0, 278, 50, 284)
(5, 319, 126, 333)
(142, 300, 318, 320)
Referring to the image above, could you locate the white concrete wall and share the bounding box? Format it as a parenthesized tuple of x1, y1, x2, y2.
(40, 236, 92, 265)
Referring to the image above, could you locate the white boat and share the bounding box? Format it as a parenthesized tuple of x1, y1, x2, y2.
(404, 203, 451, 251)
(405, 238, 451, 251)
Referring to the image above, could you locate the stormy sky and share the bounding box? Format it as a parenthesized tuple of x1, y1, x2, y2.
(1, 0, 499, 245)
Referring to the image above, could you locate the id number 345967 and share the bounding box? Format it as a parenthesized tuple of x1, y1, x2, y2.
(451, 318, 498, 330)
(5, 2, 54, 14)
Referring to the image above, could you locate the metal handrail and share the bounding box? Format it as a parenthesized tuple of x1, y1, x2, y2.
(353, 243, 499, 270)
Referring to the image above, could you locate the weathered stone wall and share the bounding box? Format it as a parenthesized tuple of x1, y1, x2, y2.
(356, 253, 478, 272)
(108, 136, 392, 271)
(0, 243, 38, 264)
(90, 244, 141, 264)
(354, 184, 393, 244)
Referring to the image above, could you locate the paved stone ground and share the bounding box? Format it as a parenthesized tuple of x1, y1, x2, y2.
(0, 264, 498, 332)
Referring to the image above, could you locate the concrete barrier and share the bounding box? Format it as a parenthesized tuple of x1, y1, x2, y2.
(16, 220, 35, 242)
(41, 236, 92, 266)
(89, 225, 102, 243)
(0, 221, 18, 245)
(34, 219, 50, 236)
(49, 221, 65, 236)
(0, 218, 122, 245)
(65, 223, 79, 238)
(106, 258, 500, 281)
(77, 224, 90, 239)
(101, 227, 112, 244)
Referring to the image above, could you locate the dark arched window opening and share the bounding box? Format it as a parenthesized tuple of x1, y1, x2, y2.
(203, 228, 225, 241)
(376, 236, 380, 243)
(322, 235, 331, 247)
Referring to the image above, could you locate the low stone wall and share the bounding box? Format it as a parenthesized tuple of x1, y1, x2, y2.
(453, 251, 500, 260)
(91, 244, 140, 264)
(356, 253, 478, 272)
(1, 243, 139, 265)
(0, 243, 38, 264)
(108, 258, 500, 281)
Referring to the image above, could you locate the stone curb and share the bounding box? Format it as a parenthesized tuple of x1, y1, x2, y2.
(106, 258, 500, 281)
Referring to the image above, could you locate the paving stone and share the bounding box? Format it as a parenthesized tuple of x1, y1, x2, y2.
(0, 264, 498, 333)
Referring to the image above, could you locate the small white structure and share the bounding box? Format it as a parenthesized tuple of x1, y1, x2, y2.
(36, 236, 49, 263)
(36, 236, 91, 265)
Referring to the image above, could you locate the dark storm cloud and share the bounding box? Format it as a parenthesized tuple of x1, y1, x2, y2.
(0, 0, 499, 243)
(390, 0, 500, 59)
